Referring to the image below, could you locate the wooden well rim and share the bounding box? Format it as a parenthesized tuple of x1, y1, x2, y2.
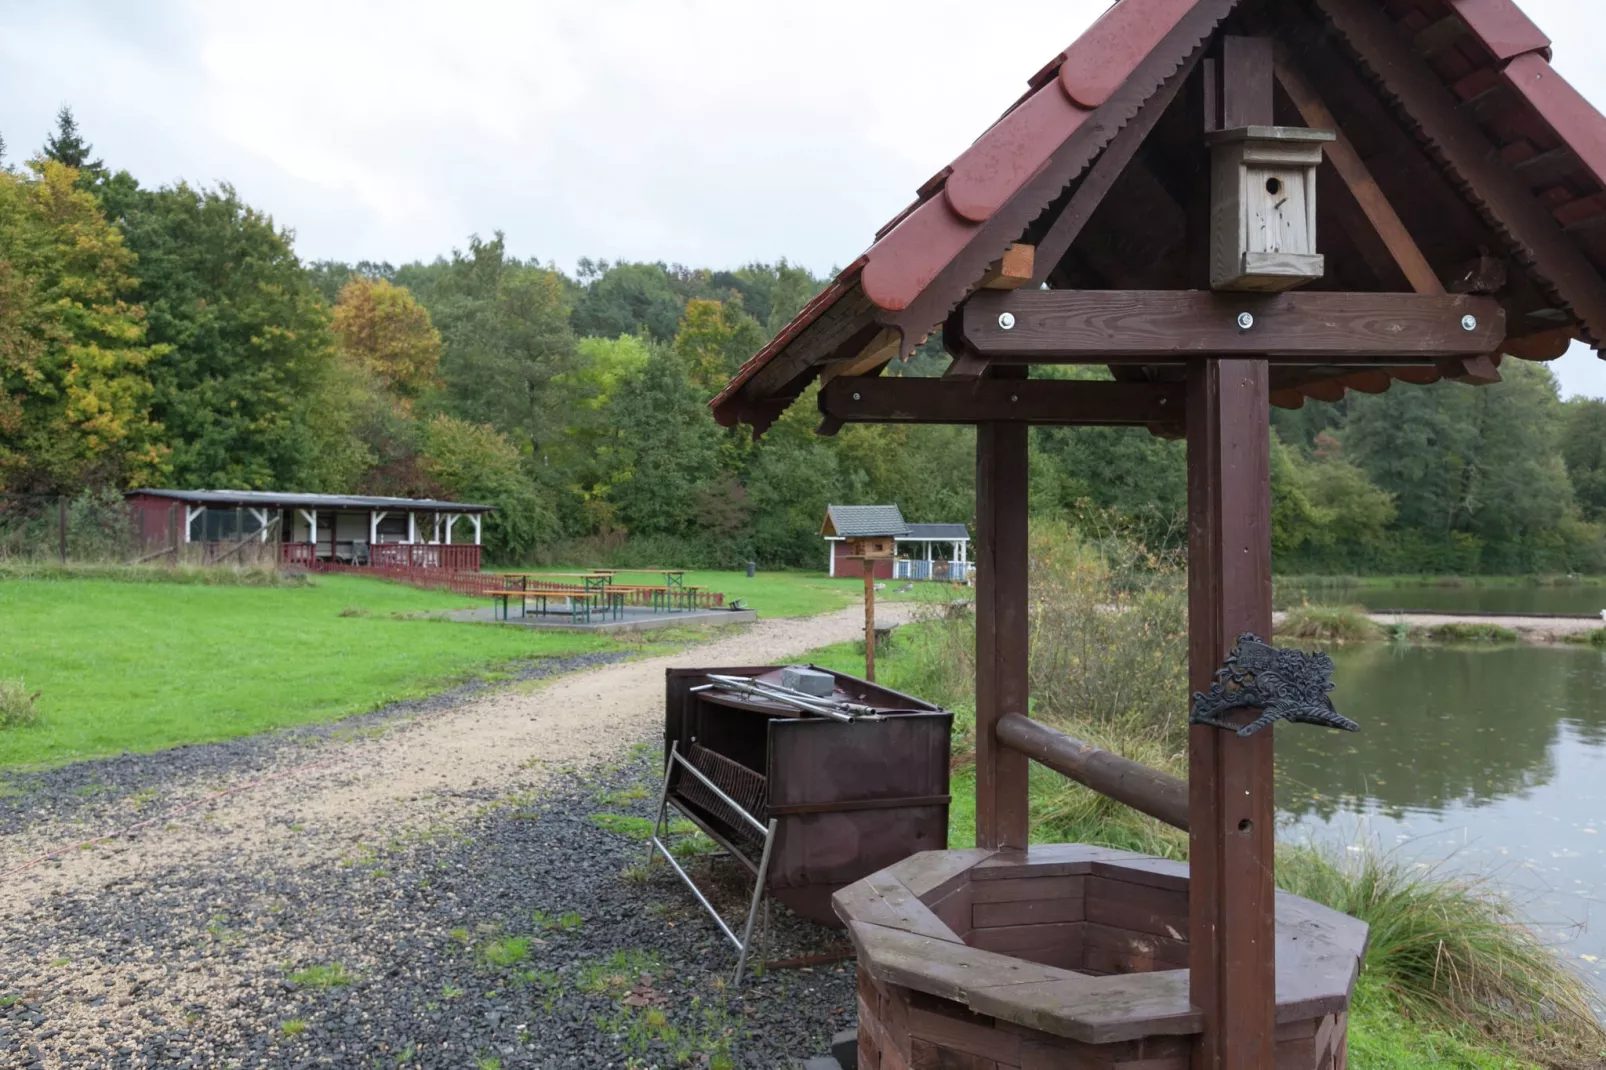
(833, 843, 1368, 1048)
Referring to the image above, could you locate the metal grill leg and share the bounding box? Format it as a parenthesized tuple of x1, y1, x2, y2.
(732, 818, 778, 986)
(647, 742, 677, 868)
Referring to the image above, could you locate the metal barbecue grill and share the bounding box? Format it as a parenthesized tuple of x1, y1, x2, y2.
(651, 665, 951, 982)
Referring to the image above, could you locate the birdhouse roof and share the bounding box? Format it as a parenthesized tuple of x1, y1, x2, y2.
(822, 505, 910, 539)
(906, 523, 972, 541)
(712, 0, 1606, 434)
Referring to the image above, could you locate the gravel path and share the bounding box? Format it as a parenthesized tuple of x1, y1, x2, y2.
(1, 604, 914, 1069)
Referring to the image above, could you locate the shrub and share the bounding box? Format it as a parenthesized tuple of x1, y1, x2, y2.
(1278, 604, 1380, 643)
(0, 679, 39, 730)
(1422, 622, 1521, 644)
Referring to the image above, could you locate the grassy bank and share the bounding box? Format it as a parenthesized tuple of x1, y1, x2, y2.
(799, 526, 1604, 1068)
(0, 574, 615, 770)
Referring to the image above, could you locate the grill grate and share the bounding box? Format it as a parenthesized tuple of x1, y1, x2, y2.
(674, 743, 769, 851)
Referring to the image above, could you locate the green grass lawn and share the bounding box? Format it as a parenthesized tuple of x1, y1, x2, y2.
(0, 575, 614, 771)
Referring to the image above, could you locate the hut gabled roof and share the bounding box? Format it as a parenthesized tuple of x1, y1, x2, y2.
(712, 0, 1606, 433)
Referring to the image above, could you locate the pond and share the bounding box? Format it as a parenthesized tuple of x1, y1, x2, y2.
(1278, 581, 1606, 617)
(1276, 642, 1606, 991)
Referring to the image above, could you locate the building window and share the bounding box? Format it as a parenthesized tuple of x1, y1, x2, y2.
(189, 507, 264, 543)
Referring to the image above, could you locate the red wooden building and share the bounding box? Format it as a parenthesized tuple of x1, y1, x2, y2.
(712, 0, 1606, 1067)
(126, 489, 495, 571)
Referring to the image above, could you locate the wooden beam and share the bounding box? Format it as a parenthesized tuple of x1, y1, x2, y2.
(1031, 47, 1198, 286)
(818, 327, 899, 385)
(975, 370, 1030, 852)
(1186, 359, 1276, 1070)
(1315, 0, 1606, 346)
(1505, 326, 1575, 360)
(1442, 353, 1504, 385)
(979, 244, 1035, 290)
(961, 290, 1506, 361)
(819, 376, 1184, 426)
(1273, 53, 1444, 297)
(943, 351, 991, 380)
(1221, 36, 1275, 128)
(995, 713, 1189, 831)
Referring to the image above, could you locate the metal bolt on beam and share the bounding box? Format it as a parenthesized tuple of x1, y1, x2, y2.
(1461, 315, 1478, 331)
(1237, 312, 1255, 330)
(998, 312, 1016, 330)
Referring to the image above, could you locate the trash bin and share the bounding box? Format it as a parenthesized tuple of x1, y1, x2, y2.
(746, 560, 756, 578)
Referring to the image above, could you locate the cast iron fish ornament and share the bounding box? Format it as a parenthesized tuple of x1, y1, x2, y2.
(1190, 633, 1359, 738)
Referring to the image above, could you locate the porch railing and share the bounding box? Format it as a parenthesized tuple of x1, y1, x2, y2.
(279, 542, 481, 572)
(894, 559, 972, 582)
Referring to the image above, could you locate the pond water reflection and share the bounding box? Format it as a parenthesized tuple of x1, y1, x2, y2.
(1279, 583, 1606, 616)
(1275, 643, 1606, 990)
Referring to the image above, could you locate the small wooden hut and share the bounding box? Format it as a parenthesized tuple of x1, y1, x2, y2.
(712, 1, 1606, 1066)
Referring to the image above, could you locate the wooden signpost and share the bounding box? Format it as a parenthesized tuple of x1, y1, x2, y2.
(843, 535, 895, 681)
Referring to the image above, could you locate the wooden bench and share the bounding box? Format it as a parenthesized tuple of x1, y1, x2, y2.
(474, 586, 597, 623)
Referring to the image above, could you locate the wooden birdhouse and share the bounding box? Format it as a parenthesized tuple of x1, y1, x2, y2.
(847, 536, 895, 560)
(1208, 125, 1336, 292)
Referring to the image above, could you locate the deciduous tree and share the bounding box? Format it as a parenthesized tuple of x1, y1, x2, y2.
(332, 278, 442, 403)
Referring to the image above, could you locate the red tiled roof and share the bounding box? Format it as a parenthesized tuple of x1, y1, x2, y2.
(712, 0, 1606, 428)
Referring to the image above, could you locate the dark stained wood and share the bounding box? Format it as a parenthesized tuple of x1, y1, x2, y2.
(883, 4, 1234, 357)
(943, 351, 991, 381)
(968, 921, 1086, 969)
(820, 378, 1184, 428)
(973, 896, 1086, 929)
(1221, 36, 1275, 128)
(960, 290, 1506, 361)
(1442, 353, 1504, 385)
(1315, 0, 1606, 347)
(1031, 48, 1200, 286)
(970, 843, 1135, 880)
(975, 379, 1030, 851)
(887, 848, 996, 900)
(995, 713, 1189, 830)
(970, 875, 1086, 905)
(1273, 53, 1443, 297)
(1186, 359, 1276, 1070)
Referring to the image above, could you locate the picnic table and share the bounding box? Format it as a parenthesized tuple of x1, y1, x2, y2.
(606, 568, 687, 590)
(475, 583, 623, 624)
(499, 572, 612, 599)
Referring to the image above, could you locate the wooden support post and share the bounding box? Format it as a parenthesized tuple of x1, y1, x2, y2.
(863, 566, 876, 682)
(974, 374, 1030, 851)
(58, 498, 68, 564)
(1186, 359, 1276, 1070)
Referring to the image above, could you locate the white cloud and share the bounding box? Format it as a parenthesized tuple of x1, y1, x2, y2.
(0, 0, 1603, 396)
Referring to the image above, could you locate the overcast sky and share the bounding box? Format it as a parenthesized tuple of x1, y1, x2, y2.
(2, 0, 1604, 398)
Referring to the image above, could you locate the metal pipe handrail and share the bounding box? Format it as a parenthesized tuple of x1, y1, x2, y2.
(994, 713, 1189, 832)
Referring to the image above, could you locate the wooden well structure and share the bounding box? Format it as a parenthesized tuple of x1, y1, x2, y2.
(712, 0, 1606, 1066)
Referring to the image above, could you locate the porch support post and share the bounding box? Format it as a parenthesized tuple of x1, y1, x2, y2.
(444, 514, 454, 545)
(184, 505, 204, 543)
(298, 509, 317, 548)
(370, 510, 381, 546)
(974, 369, 1030, 851)
(470, 514, 482, 546)
(407, 512, 416, 544)
(1186, 359, 1276, 1070)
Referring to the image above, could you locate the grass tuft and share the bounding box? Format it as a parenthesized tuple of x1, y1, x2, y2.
(1421, 622, 1521, 644)
(0, 679, 40, 730)
(1278, 604, 1381, 643)
(287, 962, 353, 989)
(280, 1018, 307, 1038)
(477, 936, 532, 968)
(1278, 846, 1604, 1065)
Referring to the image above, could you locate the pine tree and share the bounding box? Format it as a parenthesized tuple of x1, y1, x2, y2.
(42, 106, 102, 173)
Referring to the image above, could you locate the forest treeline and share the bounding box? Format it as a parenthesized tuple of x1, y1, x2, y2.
(2, 109, 1604, 573)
